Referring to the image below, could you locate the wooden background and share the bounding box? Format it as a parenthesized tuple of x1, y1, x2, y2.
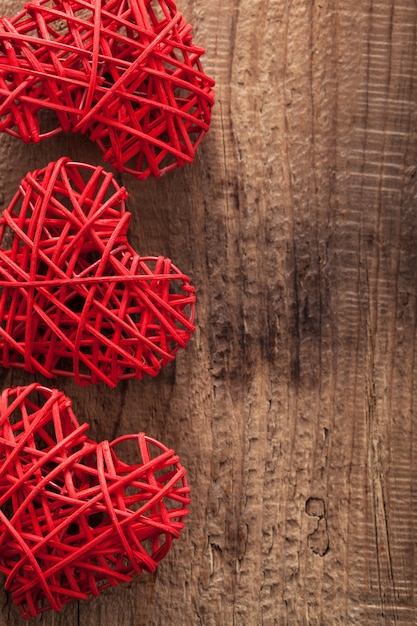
(0, 0, 416, 624)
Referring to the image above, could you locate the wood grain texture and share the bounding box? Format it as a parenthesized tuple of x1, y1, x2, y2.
(0, 0, 415, 624)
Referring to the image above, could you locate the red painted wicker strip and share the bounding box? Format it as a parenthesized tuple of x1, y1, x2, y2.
(0, 382, 190, 619)
(0, 157, 196, 386)
(0, 0, 214, 178)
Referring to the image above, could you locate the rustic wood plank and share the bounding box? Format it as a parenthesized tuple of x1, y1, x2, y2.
(0, 0, 415, 624)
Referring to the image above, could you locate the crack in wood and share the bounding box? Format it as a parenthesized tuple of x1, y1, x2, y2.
(305, 497, 330, 557)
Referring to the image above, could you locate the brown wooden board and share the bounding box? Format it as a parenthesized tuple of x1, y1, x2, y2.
(0, 0, 415, 624)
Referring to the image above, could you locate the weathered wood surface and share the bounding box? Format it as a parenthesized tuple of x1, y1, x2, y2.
(0, 0, 416, 624)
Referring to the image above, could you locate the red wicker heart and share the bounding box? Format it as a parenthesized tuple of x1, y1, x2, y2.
(0, 383, 190, 619)
(0, 157, 196, 386)
(0, 0, 214, 179)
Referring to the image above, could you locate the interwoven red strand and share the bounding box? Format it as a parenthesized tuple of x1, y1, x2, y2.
(0, 383, 190, 619)
(0, 0, 214, 179)
(0, 157, 196, 386)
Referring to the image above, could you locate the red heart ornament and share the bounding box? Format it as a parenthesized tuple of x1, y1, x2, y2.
(0, 0, 214, 179)
(0, 383, 190, 619)
(0, 157, 196, 386)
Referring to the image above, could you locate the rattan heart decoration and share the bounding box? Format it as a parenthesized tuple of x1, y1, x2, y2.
(0, 383, 190, 619)
(0, 157, 196, 387)
(0, 0, 214, 179)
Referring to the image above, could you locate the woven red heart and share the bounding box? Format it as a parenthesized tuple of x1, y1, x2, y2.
(0, 383, 190, 619)
(0, 0, 214, 179)
(0, 157, 196, 386)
